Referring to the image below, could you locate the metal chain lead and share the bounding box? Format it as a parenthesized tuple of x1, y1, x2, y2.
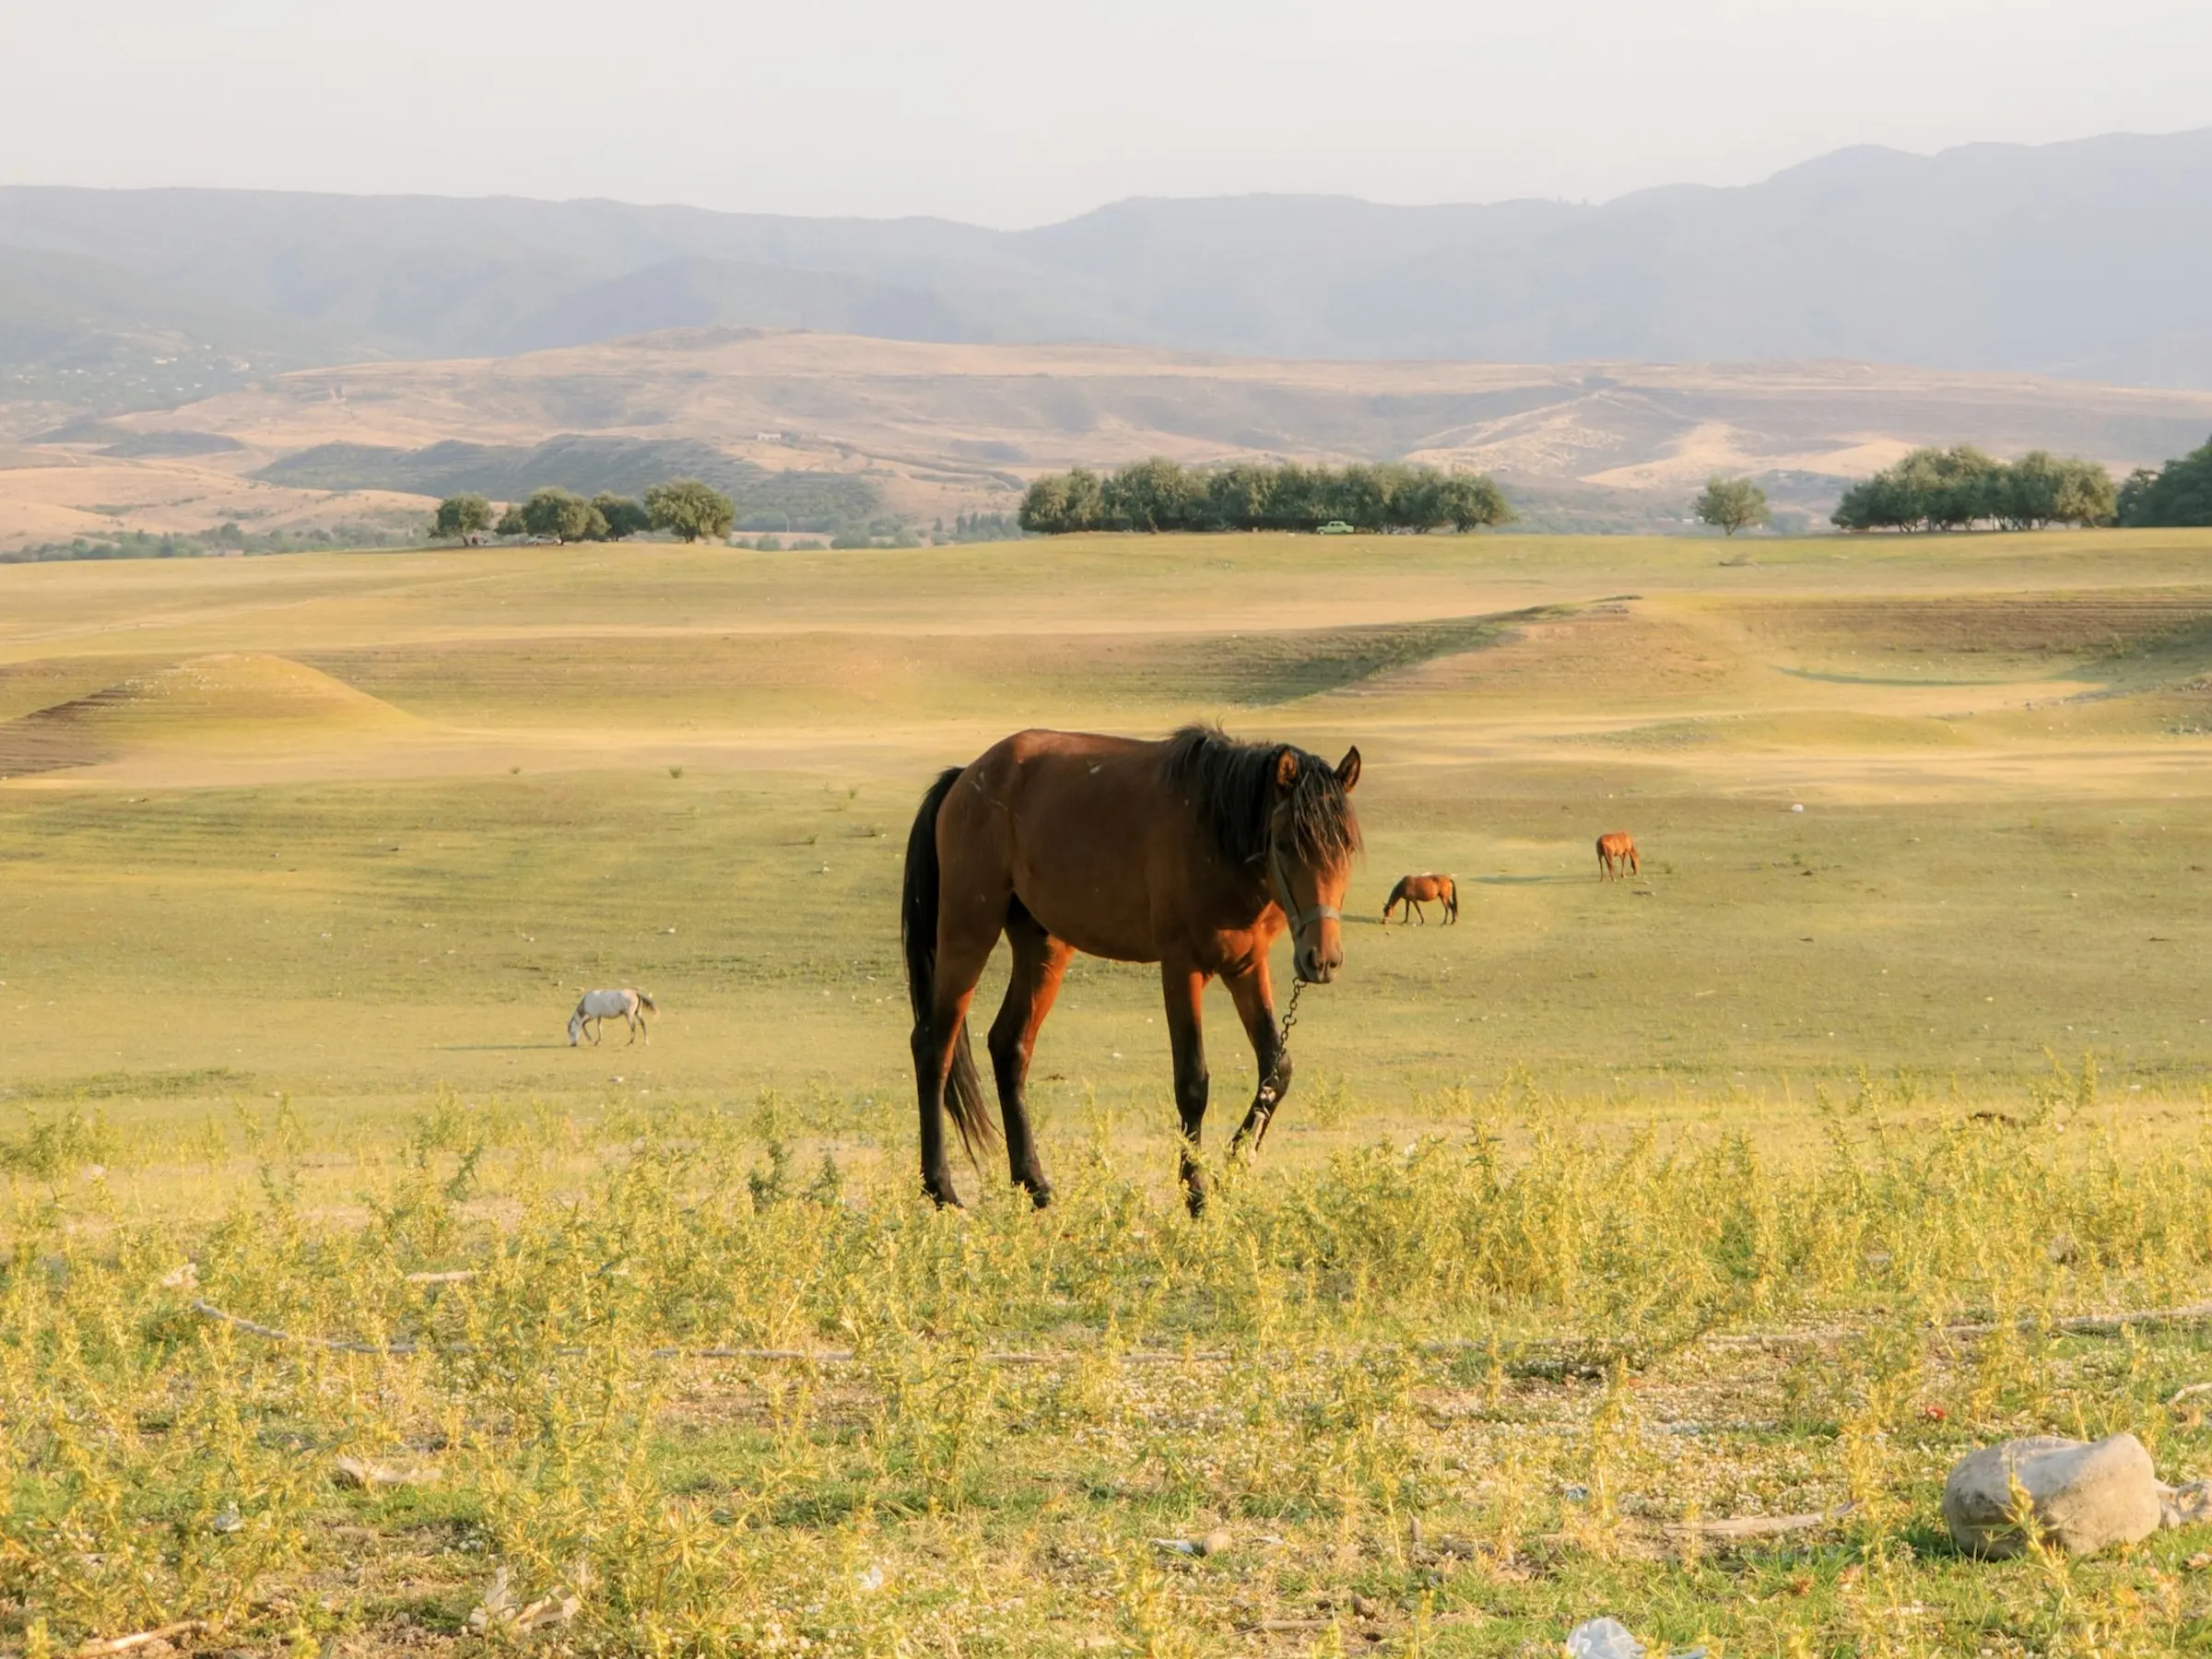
(1252, 976, 1304, 1150)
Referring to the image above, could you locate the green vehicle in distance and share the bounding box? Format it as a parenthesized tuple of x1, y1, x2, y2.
(1315, 520, 1357, 535)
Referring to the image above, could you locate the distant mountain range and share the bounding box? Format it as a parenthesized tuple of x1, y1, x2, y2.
(4, 127, 2211, 416)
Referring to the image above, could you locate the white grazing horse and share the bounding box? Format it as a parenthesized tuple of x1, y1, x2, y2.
(569, 988, 655, 1046)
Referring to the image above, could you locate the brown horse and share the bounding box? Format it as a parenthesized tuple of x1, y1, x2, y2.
(1382, 873, 1458, 924)
(902, 725, 1361, 1213)
(1595, 831, 1640, 880)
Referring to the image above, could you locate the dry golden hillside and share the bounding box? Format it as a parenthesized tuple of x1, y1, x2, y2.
(9, 329, 2212, 549)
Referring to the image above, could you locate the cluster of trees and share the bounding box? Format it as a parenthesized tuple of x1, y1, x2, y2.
(1018, 458, 1514, 535)
(1830, 448, 2117, 533)
(432, 479, 737, 546)
(944, 510, 1023, 543)
(2116, 435, 2212, 527)
(8, 520, 414, 565)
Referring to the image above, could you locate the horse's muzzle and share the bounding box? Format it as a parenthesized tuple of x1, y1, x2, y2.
(1297, 941, 1342, 984)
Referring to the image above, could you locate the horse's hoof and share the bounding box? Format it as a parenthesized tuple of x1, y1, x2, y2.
(1028, 1184, 1054, 1211)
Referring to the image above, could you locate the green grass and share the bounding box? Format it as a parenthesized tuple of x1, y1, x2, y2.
(7, 528, 2212, 1653)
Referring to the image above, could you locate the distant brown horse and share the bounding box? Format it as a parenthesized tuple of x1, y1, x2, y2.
(903, 725, 1361, 1213)
(1383, 873, 1458, 924)
(1596, 832, 1640, 880)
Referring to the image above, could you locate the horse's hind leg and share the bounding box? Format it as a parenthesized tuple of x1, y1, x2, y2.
(913, 886, 1005, 1210)
(987, 905, 1072, 1207)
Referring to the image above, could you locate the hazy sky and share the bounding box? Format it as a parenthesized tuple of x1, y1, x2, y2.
(9, 0, 2210, 226)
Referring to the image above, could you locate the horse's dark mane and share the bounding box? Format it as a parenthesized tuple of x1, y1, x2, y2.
(1163, 724, 1359, 871)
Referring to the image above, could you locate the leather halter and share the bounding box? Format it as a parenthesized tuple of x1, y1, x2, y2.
(1268, 834, 1341, 950)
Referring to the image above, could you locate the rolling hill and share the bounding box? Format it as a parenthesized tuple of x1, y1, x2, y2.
(6, 330, 2208, 552)
(3, 127, 2210, 405)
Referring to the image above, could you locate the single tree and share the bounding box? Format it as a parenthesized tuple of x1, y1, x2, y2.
(591, 493, 652, 540)
(1018, 468, 1106, 534)
(520, 487, 599, 543)
(644, 478, 736, 543)
(1060, 467, 1105, 532)
(1435, 473, 1515, 532)
(1018, 474, 1076, 535)
(432, 492, 494, 542)
(1694, 476, 1771, 535)
(494, 503, 526, 537)
(2050, 457, 2117, 527)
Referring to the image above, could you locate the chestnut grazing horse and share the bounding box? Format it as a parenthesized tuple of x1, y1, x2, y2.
(1595, 832, 1640, 880)
(902, 725, 1361, 1213)
(1383, 873, 1457, 924)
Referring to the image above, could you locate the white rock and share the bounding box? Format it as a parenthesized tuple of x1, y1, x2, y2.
(1566, 1618, 1642, 1659)
(1942, 1433, 2162, 1558)
(2160, 1478, 2212, 1529)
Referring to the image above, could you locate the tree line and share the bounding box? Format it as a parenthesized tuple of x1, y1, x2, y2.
(2116, 435, 2212, 527)
(1018, 458, 1514, 535)
(1831, 448, 2117, 533)
(432, 479, 736, 545)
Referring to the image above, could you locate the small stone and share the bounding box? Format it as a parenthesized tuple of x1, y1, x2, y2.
(1942, 1433, 2162, 1558)
(2160, 1478, 2212, 1529)
(1196, 1528, 1234, 1558)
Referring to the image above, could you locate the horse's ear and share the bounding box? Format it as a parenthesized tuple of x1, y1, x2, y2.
(1274, 748, 1300, 791)
(1335, 747, 1362, 792)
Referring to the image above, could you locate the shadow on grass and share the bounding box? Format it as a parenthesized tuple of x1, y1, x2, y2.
(434, 1043, 572, 1052)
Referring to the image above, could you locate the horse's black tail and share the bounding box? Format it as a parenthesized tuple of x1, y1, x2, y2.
(902, 767, 996, 1165)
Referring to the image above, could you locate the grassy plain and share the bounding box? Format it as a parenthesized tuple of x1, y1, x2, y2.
(6, 527, 2212, 1655)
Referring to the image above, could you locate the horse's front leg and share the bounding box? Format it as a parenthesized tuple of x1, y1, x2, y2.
(1161, 961, 1211, 1217)
(1224, 964, 1289, 1160)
